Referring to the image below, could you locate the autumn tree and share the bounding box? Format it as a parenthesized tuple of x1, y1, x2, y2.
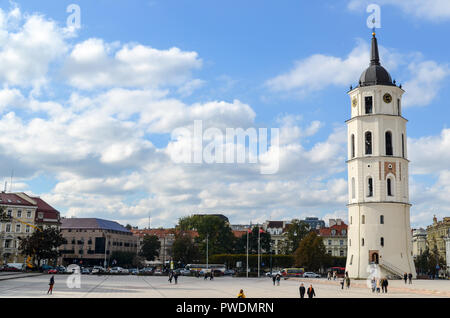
(293, 231, 328, 271)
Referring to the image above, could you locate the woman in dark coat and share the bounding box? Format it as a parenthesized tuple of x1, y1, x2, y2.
(47, 275, 55, 294)
(307, 285, 316, 298)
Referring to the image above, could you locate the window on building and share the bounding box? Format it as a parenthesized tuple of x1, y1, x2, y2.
(26, 211, 32, 218)
(385, 131, 393, 156)
(7, 210, 12, 217)
(380, 215, 384, 224)
(26, 225, 30, 233)
(362, 238, 365, 246)
(350, 216, 352, 224)
(397, 99, 401, 116)
(365, 132, 372, 155)
(340, 250, 344, 256)
(380, 237, 384, 247)
(351, 134, 355, 158)
(365, 96, 373, 114)
(16, 224, 20, 233)
(387, 178, 393, 196)
(367, 178, 373, 197)
(351, 178, 355, 199)
(328, 240, 332, 245)
(402, 134, 405, 158)
(327, 250, 332, 255)
(350, 255, 353, 265)
(5, 224, 11, 232)
(17, 210, 22, 218)
(340, 240, 344, 246)
(349, 239, 351, 246)
(362, 215, 365, 224)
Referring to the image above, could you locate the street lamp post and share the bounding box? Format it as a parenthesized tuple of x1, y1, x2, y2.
(206, 233, 209, 270)
(258, 227, 260, 278)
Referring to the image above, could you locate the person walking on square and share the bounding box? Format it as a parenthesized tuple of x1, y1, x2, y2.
(382, 277, 388, 293)
(327, 272, 331, 280)
(47, 275, 55, 295)
(371, 278, 376, 293)
(307, 285, 316, 298)
(210, 271, 214, 280)
(237, 289, 246, 298)
(333, 271, 337, 280)
(276, 274, 281, 286)
(168, 271, 173, 284)
(345, 276, 351, 289)
(376, 278, 381, 293)
(272, 274, 276, 286)
(299, 283, 306, 298)
(408, 273, 412, 284)
(403, 272, 407, 284)
(174, 272, 179, 284)
(340, 277, 345, 289)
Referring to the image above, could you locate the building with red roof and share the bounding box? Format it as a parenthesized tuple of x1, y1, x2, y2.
(318, 219, 348, 257)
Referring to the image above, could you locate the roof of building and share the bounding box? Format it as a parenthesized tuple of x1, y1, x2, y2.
(359, 33, 395, 87)
(61, 218, 130, 233)
(131, 228, 199, 238)
(319, 223, 348, 237)
(232, 230, 248, 238)
(0, 192, 35, 206)
(32, 197, 60, 222)
(267, 221, 284, 229)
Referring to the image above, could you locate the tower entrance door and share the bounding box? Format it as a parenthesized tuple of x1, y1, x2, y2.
(369, 250, 380, 264)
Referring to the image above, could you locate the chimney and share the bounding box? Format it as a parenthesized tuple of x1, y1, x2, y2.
(329, 219, 336, 227)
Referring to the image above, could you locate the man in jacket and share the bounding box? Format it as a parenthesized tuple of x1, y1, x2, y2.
(307, 284, 316, 298)
(299, 283, 306, 298)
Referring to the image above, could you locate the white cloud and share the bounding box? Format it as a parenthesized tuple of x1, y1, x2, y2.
(0, 7, 68, 90)
(63, 38, 202, 90)
(348, 0, 450, 21)
(402, 61, 450, 107)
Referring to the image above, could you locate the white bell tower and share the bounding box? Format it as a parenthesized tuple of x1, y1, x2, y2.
(345, 31, 416, 279)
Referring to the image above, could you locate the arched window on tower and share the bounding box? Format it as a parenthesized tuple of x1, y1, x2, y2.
(351, 134, 355, 158)
(387, 178, 393, 197)
(351, 178, 355, 199)
(397, 99, 401, 116)
(380, 215, 384, 224)
(361, 215, 365, 224)
(402, 134, 405, 158)
(365, 132, 372, 155)
(367, 178, 373, 197)
(380, 237, 384, 247)
(365, 96, 373, 114)
(385, 131, 393, 156)
(362, 238, 365, 246)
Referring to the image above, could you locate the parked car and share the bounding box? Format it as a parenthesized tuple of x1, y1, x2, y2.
(81, 267, 91, 274)
(224, 269, 235, 276)
(56, 266, 66, 273)
(140, 267, 154, 275)
(303, 272, 321, 278)
(1, 265, 21, 272)
(265, 271, 281, 277)
(121, 268, 129, 274)
(48, 269, 58, 274)
(179, 269, 191, 276)
(91, 266, 105, 274)
(40, 264, 54, 272)
(154, 269, 163, 275)
(109, 267, 123, 274)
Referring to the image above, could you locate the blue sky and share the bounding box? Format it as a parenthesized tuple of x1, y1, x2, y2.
(0, 0, 449, 229)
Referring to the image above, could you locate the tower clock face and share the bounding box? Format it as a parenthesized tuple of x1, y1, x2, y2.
(383, 93, 392, 104)
(352, 98, 357, 107)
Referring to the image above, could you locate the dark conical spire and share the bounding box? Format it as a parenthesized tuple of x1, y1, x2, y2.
(358, 31, 394, 87)
(370, 32, 380, 66)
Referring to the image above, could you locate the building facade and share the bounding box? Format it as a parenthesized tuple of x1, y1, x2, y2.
(0, 192, 60, 265)
(319, 219, 348, 257)
(412, 228, 427, 258)
(303, 217, 325, 230)
(60, 218, 137, 266)
(345, 32, 415, 279)
(426, 216, 450, 260)
(263, 221, 289, 255)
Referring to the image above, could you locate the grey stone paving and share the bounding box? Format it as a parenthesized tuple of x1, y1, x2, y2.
(0, 274, 449, 298)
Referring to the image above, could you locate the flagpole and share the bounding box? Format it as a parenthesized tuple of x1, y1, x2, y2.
(258, 227, 260, 278)
(246, 229, 249, 278)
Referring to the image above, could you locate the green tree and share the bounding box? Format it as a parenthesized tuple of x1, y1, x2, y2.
(18, 227, 67, 268)
(177, 215, 237, 258)
(0, 206, 10, 222)
(293, 231, 328, 271)
(140, 234, 161, 261)
(234, 227, 271, 254)
(125, 224, 132, 230)
(282, 219, 310, 254)
(172, 231, 201, 265)
(110, 251, 136, 267)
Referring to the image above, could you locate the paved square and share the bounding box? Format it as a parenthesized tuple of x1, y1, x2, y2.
(0, 274, 449, 298)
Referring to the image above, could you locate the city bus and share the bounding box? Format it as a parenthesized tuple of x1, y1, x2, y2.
(280, 268, 305, 279)
(185, 264, 226, 274)
(330, 267, 346, 278)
